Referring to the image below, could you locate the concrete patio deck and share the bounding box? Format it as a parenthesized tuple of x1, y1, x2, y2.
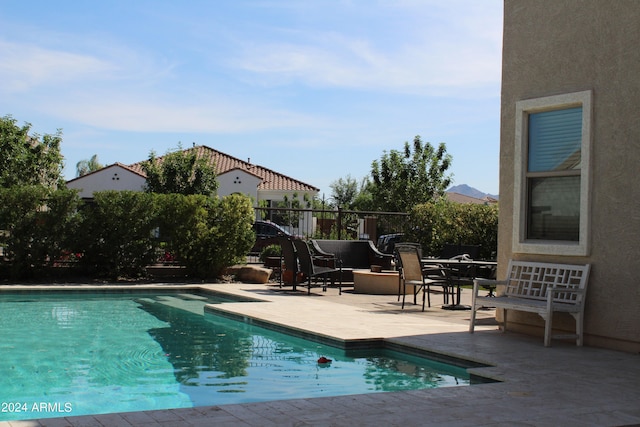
(2, 282, 639, 427)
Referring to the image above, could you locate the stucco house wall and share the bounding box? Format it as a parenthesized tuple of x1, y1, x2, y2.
(217, 168, 262, 201)
(500, 0, 640, 352)
(66, 164, 146, 199)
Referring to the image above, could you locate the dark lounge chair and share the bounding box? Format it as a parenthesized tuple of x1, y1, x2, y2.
(293, 239, 342, 295)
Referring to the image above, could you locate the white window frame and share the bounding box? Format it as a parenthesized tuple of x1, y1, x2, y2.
(512, 90, 592, 256)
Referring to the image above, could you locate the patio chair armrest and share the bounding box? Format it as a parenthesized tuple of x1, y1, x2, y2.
(472, 279, 506, 296)
(310, 239, 336, 257)
(312, 254, 337, 268)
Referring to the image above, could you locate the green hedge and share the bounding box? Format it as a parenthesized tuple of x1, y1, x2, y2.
(0, 187, 255, 280)
(156, 192, 254, 278)
(0, 186, 82, 279)
(78, 191, 160, 278)
(407, 199, 498, 260)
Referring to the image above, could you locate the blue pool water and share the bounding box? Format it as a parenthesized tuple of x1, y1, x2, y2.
(0, 291, 472, 421)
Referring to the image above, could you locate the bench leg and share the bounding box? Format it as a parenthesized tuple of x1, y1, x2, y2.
(544, 313, 552, 347)
(502, 309, 507, 333)
(573, 313, 583, 346)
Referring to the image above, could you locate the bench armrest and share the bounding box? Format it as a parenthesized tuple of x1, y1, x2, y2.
(549, 285, 586, 294)
(547, 286, 587, 302)
(545, 285, 587, 312)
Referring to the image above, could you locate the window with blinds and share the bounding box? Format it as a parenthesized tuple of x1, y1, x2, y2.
(528, 107, 582, 172)
(512, 90, 592, 256)
(526, 107, 582, 241)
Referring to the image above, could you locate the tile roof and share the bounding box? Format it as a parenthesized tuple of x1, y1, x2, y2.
(128, 145, 319, 192)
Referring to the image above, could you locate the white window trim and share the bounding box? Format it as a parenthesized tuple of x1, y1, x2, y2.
(513, 90, 592, 256)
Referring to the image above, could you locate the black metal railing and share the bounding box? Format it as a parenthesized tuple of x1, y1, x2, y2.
(255, 206, 410, 243)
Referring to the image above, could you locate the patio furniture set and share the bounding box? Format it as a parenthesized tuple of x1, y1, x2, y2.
(276, 237, 393, 294)
(271, 238, 591, 347)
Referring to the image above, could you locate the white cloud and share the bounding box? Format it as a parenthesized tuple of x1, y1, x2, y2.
(44, 93, 322, 133)
(0, 40, 116, 92)
(229, 3, 503, 94)
(233, 37, 500, 95)
(0, 35, 178, 96)
(0, 38, 319, 134)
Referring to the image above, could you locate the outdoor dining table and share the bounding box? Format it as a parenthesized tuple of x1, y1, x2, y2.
(421, 258, 497, 310)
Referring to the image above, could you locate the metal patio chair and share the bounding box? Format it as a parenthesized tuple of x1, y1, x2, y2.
(292, 239, 341, 295)
(395, 245, 450, 311)
(277, 236, 299, 289)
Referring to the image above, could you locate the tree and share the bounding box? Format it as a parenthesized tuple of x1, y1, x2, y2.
(352, 177, 375, 211)
(76, 154, 103, 177)
(369, 135, 452, 212)
(0, 115, 64, 188)
(329, 175, 359, 209)
(330, 175, 376, 211)
(141, 144, 218, 196)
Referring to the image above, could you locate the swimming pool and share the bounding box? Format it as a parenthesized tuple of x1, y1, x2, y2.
(0, 290, 476, 421)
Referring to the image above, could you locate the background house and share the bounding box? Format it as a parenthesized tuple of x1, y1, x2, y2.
(66, 163, 146, 198)
(67, 145, 320, 233)
(499, 0, 640, 352)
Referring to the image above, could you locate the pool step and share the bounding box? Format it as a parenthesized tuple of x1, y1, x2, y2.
(136, 296, 207, 316)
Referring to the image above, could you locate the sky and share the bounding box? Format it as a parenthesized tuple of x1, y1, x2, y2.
(0, 0, 503, 198)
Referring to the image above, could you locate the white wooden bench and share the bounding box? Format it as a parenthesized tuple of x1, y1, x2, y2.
(469, 260, 591, 347)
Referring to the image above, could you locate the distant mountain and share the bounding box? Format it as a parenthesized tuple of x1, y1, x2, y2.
(447, 184, 499, 200)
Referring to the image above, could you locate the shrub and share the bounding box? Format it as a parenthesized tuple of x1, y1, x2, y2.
(1, 188, 256, 281)
(201, 193, 254, 277)
(0, 186, 82, 279)
(157, 193, 254, 278)
(78, 191, 159, 279)
(259, 244, 282, 262)
(408, 199, 498, 259)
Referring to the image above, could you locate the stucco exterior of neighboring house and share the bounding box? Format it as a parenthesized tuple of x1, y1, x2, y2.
(216, 167, 263, 200)
(66, 163, 146, 198)
(500, 0, 640, 352)
(66, 145, 320, 233)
